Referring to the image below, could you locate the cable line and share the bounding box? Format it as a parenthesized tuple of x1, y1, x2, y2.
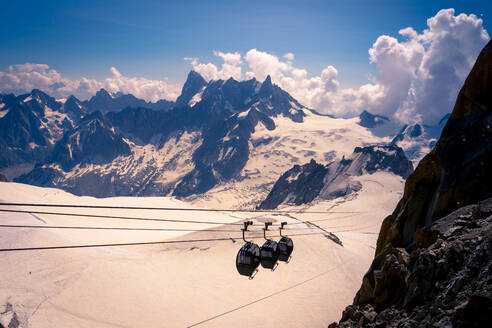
(0, 202, 363, 214)
(0, 208, 243, 226)
(0, 223, 319, 232)
(0, 238, 234, 252)
(0, 224, 240, 232)
(0, 208, 358, 227)
(0, 232, 327, 253)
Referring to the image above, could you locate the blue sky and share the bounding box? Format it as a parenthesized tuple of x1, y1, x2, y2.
(1, 0, 491, 87)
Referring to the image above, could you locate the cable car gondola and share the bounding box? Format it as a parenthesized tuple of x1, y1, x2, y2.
(236, 221, 261, 279)
(260, 222, 280, 271)
(278, 222, 294, 262)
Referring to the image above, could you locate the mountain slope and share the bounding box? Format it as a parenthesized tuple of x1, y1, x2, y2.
(331, 39, 492, 328)
(259, 144, 412, 209)
(14, 72, 319, 200)
(0, 90, 85, 171)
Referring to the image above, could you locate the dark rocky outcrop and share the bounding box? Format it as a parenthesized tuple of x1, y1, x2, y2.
(331, 198, 492, 328)
(259, 144, 412, 209)
(0, 302, 20, 328)
(357, 110, 401, 138)
(0, 173, 7, 182)
(331, 40, 492, 328)
(352, 145, 413, 179)
(258, 159, 329, 209)
(359, 110, 389, 128)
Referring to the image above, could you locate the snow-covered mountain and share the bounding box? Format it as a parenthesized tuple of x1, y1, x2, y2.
(390, 114, 450, 164)
(1, 71, 444, 208)
(356, 109, 450, 164)
(0, 88, 174, 176)
(0, 89, 85, 172)
(259, 144, 413, 209)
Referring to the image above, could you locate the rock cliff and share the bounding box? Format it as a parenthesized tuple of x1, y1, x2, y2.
(330, 39, 492, 328)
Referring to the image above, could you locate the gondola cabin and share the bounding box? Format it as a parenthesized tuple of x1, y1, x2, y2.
(260, 222, 280, 270)
(260, 239, 280, 269)
(236, 241, 261, 277)
(278, 221, 294, 262)
(235, 221, 260, 279)
(278, 236, 294, 262)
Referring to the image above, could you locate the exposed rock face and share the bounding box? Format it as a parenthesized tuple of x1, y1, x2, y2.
(359, 110, 389, 128)
(259, 144, 412, 209)
(331, 40, 492, 328)
(0, 302, 20, 328)
(351, 145, 413, 179)
(258, 159, 328, 209)
(331, 198, 492, 328)
(357, 110, 402, 138)
(173, 107, 276, 197)
(51, 111, 131, 170)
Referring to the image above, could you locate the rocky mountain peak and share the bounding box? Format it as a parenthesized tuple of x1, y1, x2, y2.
(63, 95, 85, 115)
(175, 70, 207, 106)
(22, 89, 62, 113)
(30, 88, 51, 101)
(258, 75, 273, 96)
(94, 88, 112, 99)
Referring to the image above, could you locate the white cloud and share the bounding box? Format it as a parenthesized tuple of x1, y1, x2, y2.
(1, 9, 488, 124)
(283, 53, 295, 61)
(410, 9, 490, 123)
(185, 9, 488, 125)
(0, 64, 181, 102)
(189, 51, 242, 81)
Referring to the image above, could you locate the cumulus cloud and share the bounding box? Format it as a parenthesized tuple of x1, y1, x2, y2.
(1, 9, 488, 124)
(185, 9, 488, 124)
(188, 51, 242, 81)
(0, 64, 180, 102)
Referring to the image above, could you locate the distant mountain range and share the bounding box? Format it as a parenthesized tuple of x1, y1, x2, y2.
(83, 88, 174, 113)
(0, 70, 447, 204)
